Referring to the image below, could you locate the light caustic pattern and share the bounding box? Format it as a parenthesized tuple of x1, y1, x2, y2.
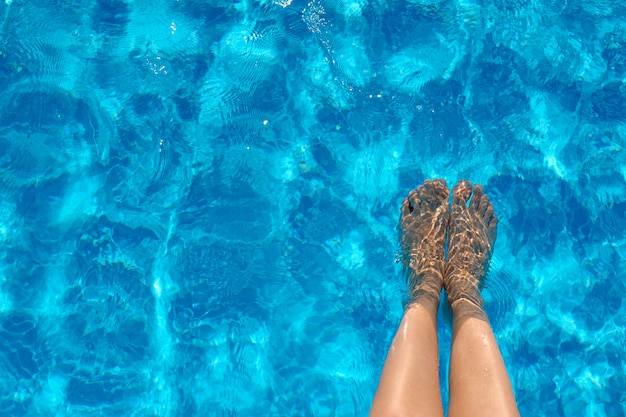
(0, 0, 625, 416)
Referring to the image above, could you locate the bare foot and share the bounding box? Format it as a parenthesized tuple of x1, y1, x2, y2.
(444, 180, 498, 318)
(400, 179, 449, 309)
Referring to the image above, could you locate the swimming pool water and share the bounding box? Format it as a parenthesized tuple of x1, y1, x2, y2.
(0, 0, 625, 415)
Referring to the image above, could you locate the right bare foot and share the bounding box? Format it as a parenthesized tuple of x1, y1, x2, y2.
(444, 180, 498, 317)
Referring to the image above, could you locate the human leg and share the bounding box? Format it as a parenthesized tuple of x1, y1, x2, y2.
(370, 179, 449, 417)
(370, 302, 443, 417)
(445, 180, 520, 417)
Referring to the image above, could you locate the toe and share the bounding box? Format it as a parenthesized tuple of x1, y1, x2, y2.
(478, 194, 490, 216)
(423, 179, 436, 197)
(434, 178, 448, 188)
(486, 205, 498, 227)
(433, 178, 449, 204)
(401, 197, 414, 217)
(452, 180, 472, 205)
(469, 184, 483, 212)
(486, 207, 498, 241)
(417, 184, 431, 211)
(423, 179, 441, 210)
(484, 202, 495, 220)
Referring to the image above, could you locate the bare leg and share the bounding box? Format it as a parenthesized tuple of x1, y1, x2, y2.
(445, 180, 520, 417)
(370, 179, 449, 417)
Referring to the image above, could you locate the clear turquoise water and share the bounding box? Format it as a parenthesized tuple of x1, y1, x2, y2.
(0, 0, 625, 416)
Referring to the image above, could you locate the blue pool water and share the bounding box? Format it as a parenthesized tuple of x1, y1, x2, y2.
(1, 0, 625, 415)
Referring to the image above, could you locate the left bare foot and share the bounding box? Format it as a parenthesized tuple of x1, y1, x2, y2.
(400, 179, 450, 308)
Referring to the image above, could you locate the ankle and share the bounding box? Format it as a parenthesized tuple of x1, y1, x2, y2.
(444, 271, 484, 308)
(408, 272, 443, 312)
(449, 297, 488, 322)
(408, 287, 441, 311)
